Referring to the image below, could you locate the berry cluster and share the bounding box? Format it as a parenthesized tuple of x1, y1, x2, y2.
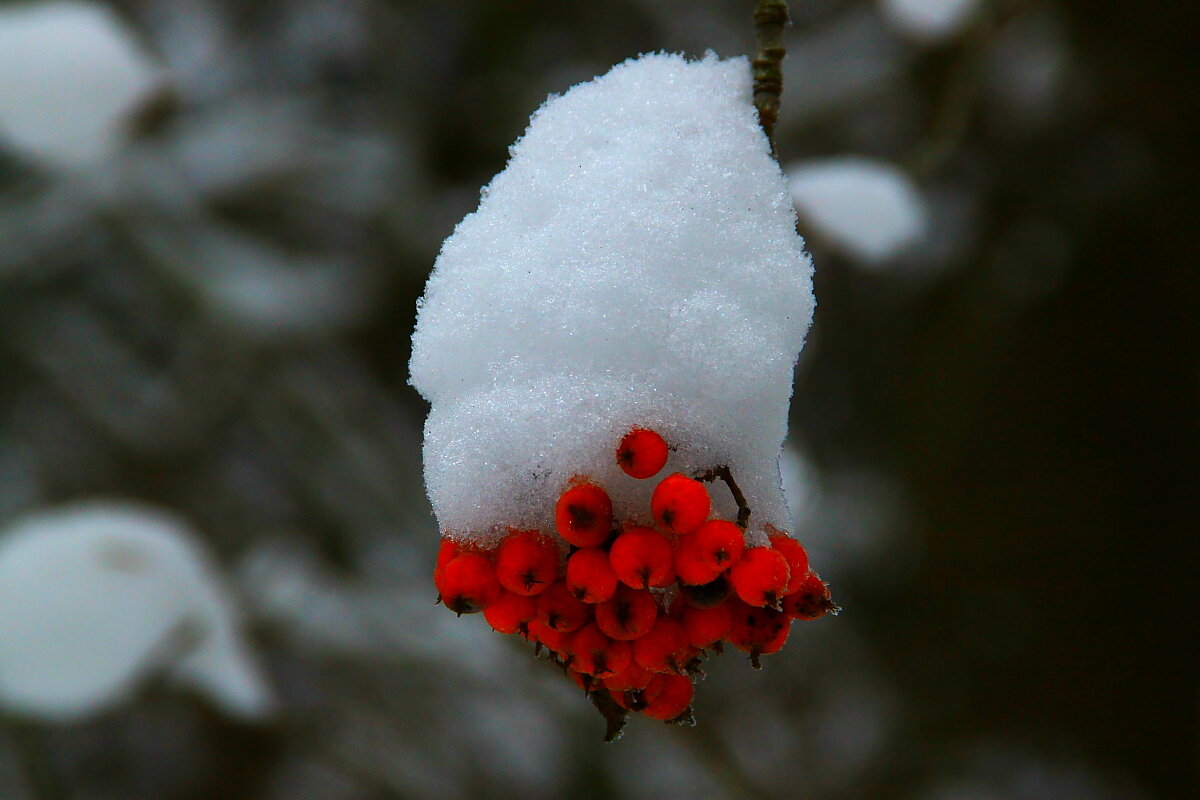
(433, 427, 836, 740)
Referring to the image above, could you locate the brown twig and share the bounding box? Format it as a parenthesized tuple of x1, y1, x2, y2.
(753, 0, 790, 155)
(696, 465, 751, 528)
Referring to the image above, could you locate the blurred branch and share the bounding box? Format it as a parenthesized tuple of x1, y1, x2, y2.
(753, 0, 790, 155)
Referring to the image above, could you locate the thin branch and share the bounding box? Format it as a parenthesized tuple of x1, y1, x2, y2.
(753, 0, 790, 155)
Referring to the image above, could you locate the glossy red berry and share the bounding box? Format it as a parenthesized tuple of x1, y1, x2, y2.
(535, 581, 590, 632)
(641, 674, 694, 721)
(782, 572, 836, 620)
(616, 427, 669, 479)
(650, 473, 710, 534)
(565, 547, 619, 603)
(495, 530, 559, 596)
(678, 573, 733, 608)
(728, 599, 790, 668)
(729, 546, 791, 608)
(436, 552, 502, 615)
(632, 617, 690, 674)
(609, 526, 675, 589)
(675, 519, 746, 585)
(572, 623, 632, 678)
(769, 533, 810, 595)
(680, 602, 732, 649)
(554, 481, 613, 548)
(434, 538, 459, 584)
(603, 660, 654, 694)
(526, 618, 572, 658)
(594, 584, 658, 641)
(483, 590, 538, 634)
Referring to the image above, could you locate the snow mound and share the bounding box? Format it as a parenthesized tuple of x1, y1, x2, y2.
(788, 156, 928, 266)
(410, 53, 814, 545)
(0, 502, 273, 722)
(0, 1, 164, 167)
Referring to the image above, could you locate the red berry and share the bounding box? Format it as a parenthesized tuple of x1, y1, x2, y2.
(616, 428, 669, 479)
(603, 660, 655, 693)
(680, 602, 732, 648)
(609, 526, 675, 589)
(594, 584, 658, 641)
(535, 580, 590, 632)
(641, 674, 694, 721)
(565, 547, 619, 603)
(782, 572, 836, 620)
(526, 618, 572, 658)
(434, 538, 459, 584)
(729, 546, 790, 608)
(572, 623, 632, 678)
(675, 520, 746, 585)
(566, 668, 595, 693)
(436, 553, 502, 615)
(554, 481, 613, 548)
(495, 530, 559, 596)
(632, 617, 690, 674)
(483, 590, 538, 634)
(769, 533, 810, 595)
(650, 473, 710, 534)
(678, 573, 733, 608)
(728, 599, 790, 668)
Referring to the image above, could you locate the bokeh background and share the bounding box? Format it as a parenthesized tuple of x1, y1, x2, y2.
(0, 0, 1195, 798)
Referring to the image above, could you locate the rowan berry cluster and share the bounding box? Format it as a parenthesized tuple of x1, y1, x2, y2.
(432, 427, 836, 740)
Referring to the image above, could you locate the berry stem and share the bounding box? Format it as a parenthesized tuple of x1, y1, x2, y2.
(695, 465, 751, 528)
(753, 0, 790, 155)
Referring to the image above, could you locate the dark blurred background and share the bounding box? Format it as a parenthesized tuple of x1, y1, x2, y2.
(0, 0, 1194, 798)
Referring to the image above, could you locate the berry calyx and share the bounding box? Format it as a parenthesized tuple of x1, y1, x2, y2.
(632, 617, 690, 674)
(616, 427, 669, 479)
(729, 546, 791, 609)
(768, 532, 810, 595)
(675, 519, 746, 585)
(728, 600, 790, 669)
(566, 547, 619, 603)
(535, 581, 591, 632)
(436, 552, 502, 615)
(483, 590, 538, 634)
(650, 473, 711, 534)
(495, 529, 559, 596)
(641, 674, 694, 721)
(680, 602, 732, 649)
(782, 571, 836, 620)
(572, 623, 632, 678)
(609, 526, 675, 589)
(555, 481, 613, 548)
(594, 584, 658, 641)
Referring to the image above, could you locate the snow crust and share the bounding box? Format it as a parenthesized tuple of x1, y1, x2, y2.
(0, 502, 273, 722)
(410, 53, 814, 546)
(788, 156, 928, 266)
(881, 0, 982, 43)
(0, 1, 163, 167)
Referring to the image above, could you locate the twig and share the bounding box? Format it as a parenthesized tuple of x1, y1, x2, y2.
(753, 0, 790, 155)
(696, 465, 751, 528)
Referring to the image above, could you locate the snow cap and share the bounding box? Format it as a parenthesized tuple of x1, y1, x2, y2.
(411, 53, 814, 546)
(0, 502, 274, 722)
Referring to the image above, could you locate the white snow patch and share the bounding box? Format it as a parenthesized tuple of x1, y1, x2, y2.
(410, 53, 814, 545)
(881, 0, 982, 43)
(0, 502, 273, 722)
(788, 156, 928, 266)
(0, 1, 164, 167)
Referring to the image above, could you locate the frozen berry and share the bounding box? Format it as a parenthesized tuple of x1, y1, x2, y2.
(768, 533, 810, 595)
(436, 553, 502, 615)
(641, 674, 694, 721)
(609, 526, 675, 589)
(555, 481, 613, 548)
(483, 590, 538, 634)
(650, 473, 710, 534)
(729, 546, 790, 609)
(495, 530, 559, 596)
(680, 602, 732, 649)
(632, 617, 690, 674)
(728, 600, 790, 668)
(675, 520, 745, 585)
(566, 547, 619, 603)
(616, 427, 669, 479)
(535, 581, 590, 632)
(782, 572, 836, 620)
(678, 573, 733, 608)
(594, 584, 658, 641)
(572, 623, 632, 678)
